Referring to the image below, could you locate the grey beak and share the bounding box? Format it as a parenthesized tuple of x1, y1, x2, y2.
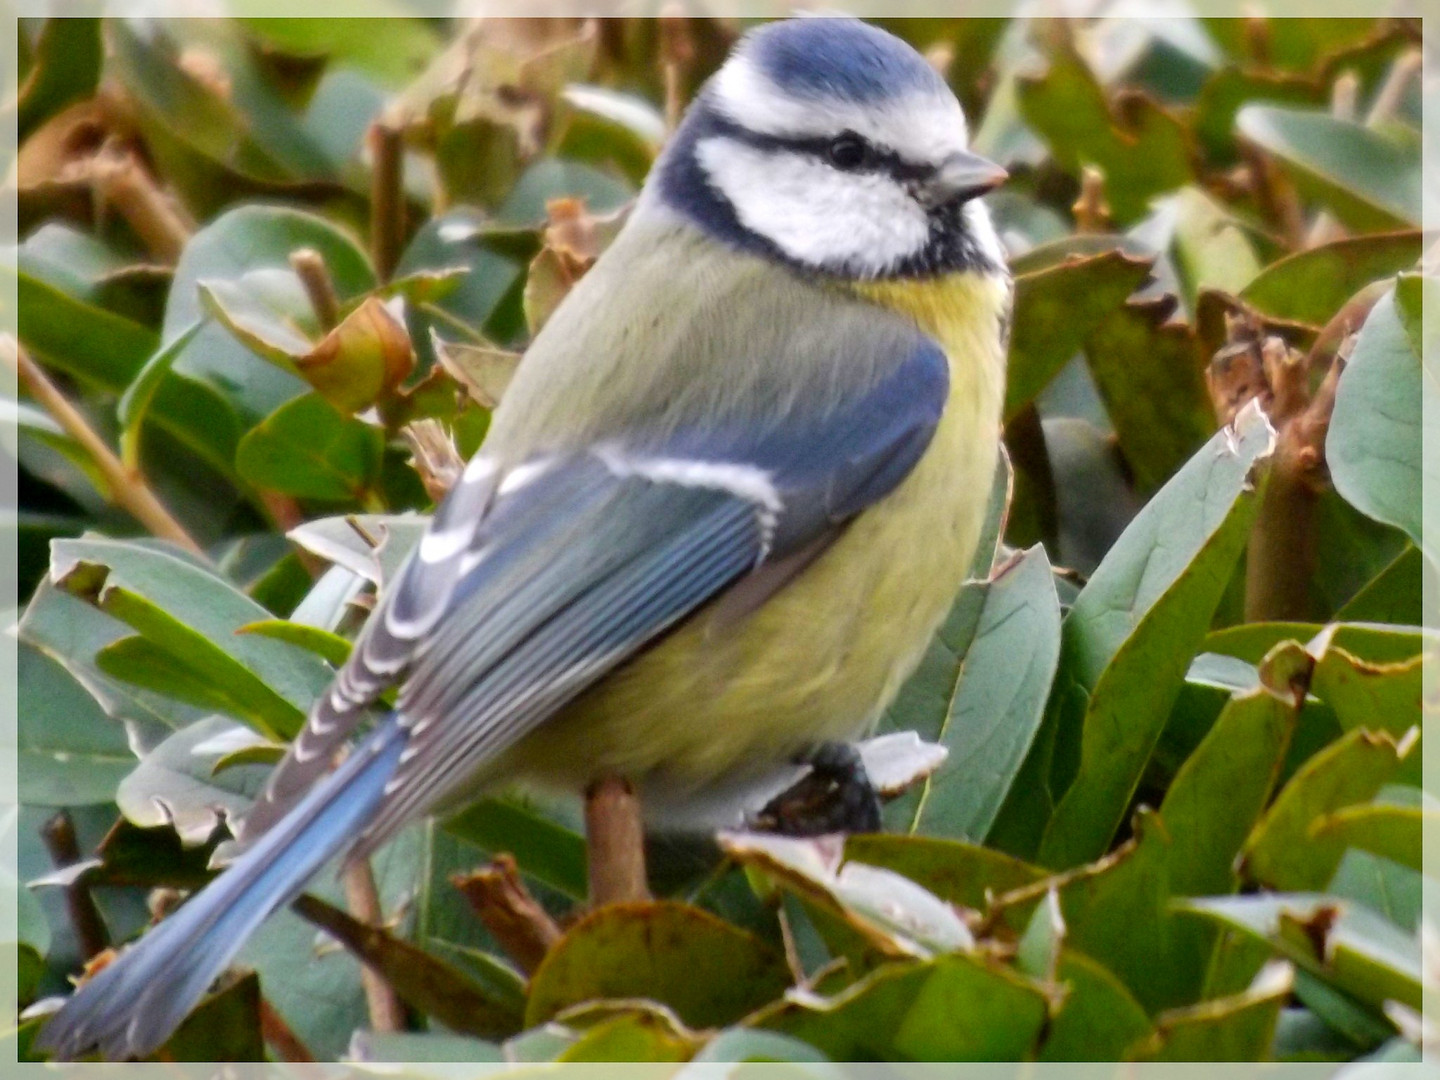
(924, 149, 1008, 206)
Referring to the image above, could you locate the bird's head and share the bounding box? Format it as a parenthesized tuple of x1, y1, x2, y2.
(649, 16, 1008, 282)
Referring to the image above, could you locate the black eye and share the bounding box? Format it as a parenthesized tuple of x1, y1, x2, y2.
(827, 133, 869, 170)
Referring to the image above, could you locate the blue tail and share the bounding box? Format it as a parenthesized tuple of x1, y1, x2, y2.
(37, 722, 407, 1061)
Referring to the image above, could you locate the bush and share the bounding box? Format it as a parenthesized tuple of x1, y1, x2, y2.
(10, 14, 1428, 1065)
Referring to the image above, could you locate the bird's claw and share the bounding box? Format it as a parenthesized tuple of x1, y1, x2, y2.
(749, 741, 883, 836)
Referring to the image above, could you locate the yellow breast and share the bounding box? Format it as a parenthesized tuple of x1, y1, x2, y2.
(503, 271, 1011, 798)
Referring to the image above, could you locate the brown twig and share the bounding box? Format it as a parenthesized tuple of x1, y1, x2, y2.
(289, 248, 342, 332)
(659, 6, 694, 135)
(1366, 48, 1422, 127)
(3, 337, 205, 556)
(41, 812, 109, 963)
(258, 997, 316, 1062)
(584, 775, 650, 907)
(342, 859, 407, 1034)
(402, 420, 465, 504)
(450, 855, 562, 975)
(369, 123, 406, 282)
(1206, 304, 1360, 621)
(89, 145, 193, 264)
(1072, 165, 1110, 234)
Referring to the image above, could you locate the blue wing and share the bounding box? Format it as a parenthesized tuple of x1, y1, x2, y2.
(238, 335, 949, 851)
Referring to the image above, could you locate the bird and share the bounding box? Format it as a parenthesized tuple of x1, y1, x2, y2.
(39, 15, 1011, 1060)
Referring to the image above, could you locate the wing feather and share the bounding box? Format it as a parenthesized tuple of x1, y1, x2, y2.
(236, 335, 950, 853)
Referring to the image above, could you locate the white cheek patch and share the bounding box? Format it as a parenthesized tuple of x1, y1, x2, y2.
(696, 136, 930, 274)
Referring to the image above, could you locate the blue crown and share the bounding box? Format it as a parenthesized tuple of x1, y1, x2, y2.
(743, 17, 945, 103)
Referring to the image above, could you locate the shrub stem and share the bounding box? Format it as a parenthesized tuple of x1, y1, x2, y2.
(3, 337, 204, 556)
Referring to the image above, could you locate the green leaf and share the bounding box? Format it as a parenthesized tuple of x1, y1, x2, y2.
(1035, 403, 1274, 868)
(236, 393, 384, 501)
(497, 159, 635, 228)
(1170, 187, 1263, 303)
(1040, 950, 1155, 1062)
(890, 546, 1062, 841)
(525, 902, 791, 1030)
(236, 619, 351, 667)
(1191, 67, 1324, 165)
(750, 952, 1050, 1060)
(94, 635, 299, 739)
(1337, 544, 1426, 625)
(1203, 621, 1426, 666)
(1181, 893, 1422, 1013)
(163, 205, 375, 421)
(292, 894, 524, 1040)
(117, 320, 206, 430)
(158, 972, 265, 1062)
(286, 512, 429, 593)
(1005, 248, 1154, 420)
(1309, 646, 1422, 744)
(1053, 809, 1187, 1012)
(1125, 962, 1293, 1061)
(1017, 41, 1192, 222)
(443, 795, 587, 901)
(1160, 677, 1301, 897)
(17, 18, 102, 140)
(1240, 232, 1423, 327)
(15, 266, 159, 388)
(12, 267, 241, 474)
(1242, 727, 1415, 891)
(841, 835, 1044, 924)
(1081, 296, 1215, 493)
(1311, 787, 1429, 872)
(51, 537, 333, 739)
(16, 641, 135, 806)
(395, 209, 525, 360)
(1237, 106, 1421, 229)
(719, 832, 973, 962)
(691, 1028, 831, 1064)
(116, 715, 270, 843)
(238, 16, 441, 87)
(350, 1031, 504, 1063)
(202, 282, 416, 414)
(1328, 278, 1434, 561)
(1328, 848, 1421, 935)
(17, 577, 205, 738)
(557, 1006, 698, 1063)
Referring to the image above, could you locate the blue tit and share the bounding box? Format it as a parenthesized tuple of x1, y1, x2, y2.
(40, 15, 1010, 1060)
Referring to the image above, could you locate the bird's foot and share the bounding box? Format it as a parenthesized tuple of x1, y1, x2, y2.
(750, 741, 883, 836)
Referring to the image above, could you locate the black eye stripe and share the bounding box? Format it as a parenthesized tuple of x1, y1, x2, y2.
(707, 113, 934, 182)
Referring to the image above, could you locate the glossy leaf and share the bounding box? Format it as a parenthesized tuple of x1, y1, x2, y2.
(1181, 893, 1422, 1013)
(1328, 278, 1434, 562)
(50, 537, 332, 739)
(1005, 248, 1153, 420)
(1237, 106, 1421, 230)
(236, 393, 385, 501)
(1239, 232, 1422, 327)
(750, 952, 1050, 1061)
(1241, 727, 1415, 891)
(1035, 403, 1274, 868)
(1125, 962, 1293, 1061)
(163, 204, 375, 420)
(890, 546, 1062, 841)
(525, 902, 791, 1029)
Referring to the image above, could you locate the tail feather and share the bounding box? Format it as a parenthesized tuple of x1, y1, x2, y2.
(37, 722, 407, 1061)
